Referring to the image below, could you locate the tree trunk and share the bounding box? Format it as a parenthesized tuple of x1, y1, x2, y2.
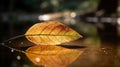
(96, 0, 118, 43)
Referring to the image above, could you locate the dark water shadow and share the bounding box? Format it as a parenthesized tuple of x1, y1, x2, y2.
(59, 45, 87, 49)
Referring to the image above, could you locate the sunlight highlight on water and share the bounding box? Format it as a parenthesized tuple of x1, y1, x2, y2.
(1, 43, 5, 45)
(21, 42, 24, 44)
(35, 57, 41, 62)
(11, 49, 14, 53)
(16, 55, 21, 60)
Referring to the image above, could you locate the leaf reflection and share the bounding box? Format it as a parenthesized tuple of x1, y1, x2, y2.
(25, 45, 84, 67)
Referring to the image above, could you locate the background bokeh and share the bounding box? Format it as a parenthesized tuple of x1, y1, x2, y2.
(0, 0, 120, 67)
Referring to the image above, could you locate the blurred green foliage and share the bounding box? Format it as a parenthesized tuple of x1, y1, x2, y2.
(9, 0, 99, 13)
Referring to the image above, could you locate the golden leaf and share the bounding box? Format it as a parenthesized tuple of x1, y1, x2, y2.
(25, 45, 84, 67)
(25, 21, 83, 45)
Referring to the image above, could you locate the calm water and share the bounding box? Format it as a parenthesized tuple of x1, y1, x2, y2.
(69, 39, 120, 67)
(1, 35, 120, 67)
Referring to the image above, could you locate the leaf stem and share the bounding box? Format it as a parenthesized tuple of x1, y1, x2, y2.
(0, 42, 25, 53)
